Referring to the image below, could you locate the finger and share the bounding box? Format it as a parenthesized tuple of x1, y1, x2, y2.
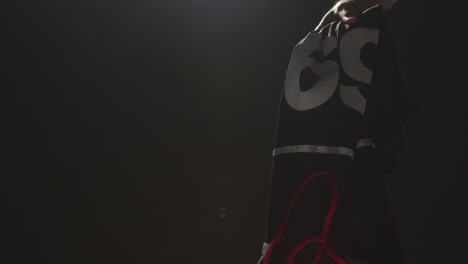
(336, 1, 359, 24)
(314, 9, 338, 31)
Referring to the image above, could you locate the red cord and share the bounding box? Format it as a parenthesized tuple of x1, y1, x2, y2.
(262, 171, 348, 264)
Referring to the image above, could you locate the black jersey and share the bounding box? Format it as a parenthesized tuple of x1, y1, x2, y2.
(273, 4, 418, 174)
(259, 5, 418, 264)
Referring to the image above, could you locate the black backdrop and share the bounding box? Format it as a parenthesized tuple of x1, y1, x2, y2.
(8, 0, 468, 263)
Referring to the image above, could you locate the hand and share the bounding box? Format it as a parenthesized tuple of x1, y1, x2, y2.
(315, 0, 380, 31)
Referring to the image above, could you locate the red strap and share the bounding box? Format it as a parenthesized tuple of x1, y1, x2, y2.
(262, 171, 348, 264)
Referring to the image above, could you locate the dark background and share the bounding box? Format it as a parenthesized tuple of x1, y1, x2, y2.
(7, 0, 467, 263)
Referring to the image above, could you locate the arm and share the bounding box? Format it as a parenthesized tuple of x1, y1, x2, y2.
(315, 0, 399, 30)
